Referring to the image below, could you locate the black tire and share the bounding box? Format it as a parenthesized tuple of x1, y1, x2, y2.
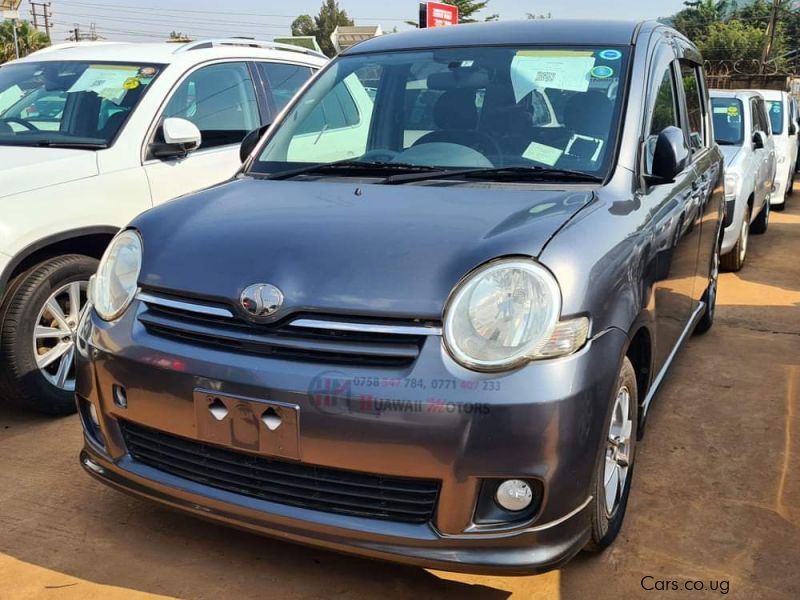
(772, 201, 786, 212)
(720, 205, 750, 272)
(585, 356, 638, 552)
(750, 199, 769, 235)
(0, 254, 98, 416)
(694, 233, 720, 336)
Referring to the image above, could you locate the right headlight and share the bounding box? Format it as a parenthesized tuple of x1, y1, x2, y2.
(90, 229, 143, 322)
(443, 259, 589, 372)
(724, 172, 740, 200)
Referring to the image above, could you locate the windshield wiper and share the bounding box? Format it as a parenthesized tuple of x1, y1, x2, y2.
(381, 165, 603, 185)
(261, 159, 442, 181)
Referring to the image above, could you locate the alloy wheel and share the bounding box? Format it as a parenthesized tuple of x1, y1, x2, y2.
(32, 281, 88, 391)
(739, 213, 749, 264)
(604, 384, 634, 517)
(707, 241, 720, 322)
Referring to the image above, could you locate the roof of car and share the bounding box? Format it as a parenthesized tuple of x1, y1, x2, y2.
(710, 89, 765, 100)
(8, 40, 328, 67)
(344, 19, 649, 55)
(752, 89, 786, 101)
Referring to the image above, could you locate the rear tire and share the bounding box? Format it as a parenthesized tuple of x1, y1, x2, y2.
(750, 199, 769, 235)
(720, 205, 750, 272)
(0, 255, 97, 416)
(694, 234, 720, 336)
(585, 356, 638, 552)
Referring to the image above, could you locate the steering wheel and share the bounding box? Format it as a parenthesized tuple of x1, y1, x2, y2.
(0, 117, 39, 131)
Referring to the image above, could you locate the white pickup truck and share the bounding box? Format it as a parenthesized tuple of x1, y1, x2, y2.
(0, 39, 326, 414)
(710, 90, 775, 271)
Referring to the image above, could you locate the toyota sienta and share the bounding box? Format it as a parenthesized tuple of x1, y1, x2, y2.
(76, 20, 724, 575)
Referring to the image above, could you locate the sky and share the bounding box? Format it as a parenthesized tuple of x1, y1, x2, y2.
(31, 0, 690, 44)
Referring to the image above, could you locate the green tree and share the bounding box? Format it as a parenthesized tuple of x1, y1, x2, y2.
(697, 19, 772, 63)
(672, 0, 731, 42)
(290, 0, 353, 57)
(443, 0, 498, 23)
(1, 20, 50, 64)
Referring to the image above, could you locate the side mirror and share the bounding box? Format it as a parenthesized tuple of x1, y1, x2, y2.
(649, 126, 690, 184)
(752, 130, 766, 150)
(789, 122, 797, 136)
(150, 117, 202, 159)
(240, 124, 271, 164)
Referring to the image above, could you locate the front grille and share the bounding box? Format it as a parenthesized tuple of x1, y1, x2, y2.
(137, 291, 437, 368)
(120, 421, 441, 524)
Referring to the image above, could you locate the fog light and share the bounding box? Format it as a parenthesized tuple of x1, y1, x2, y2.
(495, 479, 533, 512)
(89, 402, 100, 427)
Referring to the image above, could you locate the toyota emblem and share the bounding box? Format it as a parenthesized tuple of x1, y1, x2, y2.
(240, 284, 284, 319)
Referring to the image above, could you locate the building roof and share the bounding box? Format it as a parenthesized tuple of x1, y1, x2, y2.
(344, 19, 648, 55)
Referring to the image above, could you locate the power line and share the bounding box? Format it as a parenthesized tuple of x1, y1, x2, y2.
(30, 1, 53, 39)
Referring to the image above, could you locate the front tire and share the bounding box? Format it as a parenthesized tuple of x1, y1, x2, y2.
(694, 234, 720, 336)
(585, 356, 638, 552)
(721, 205, 750, 272)
(0, 255, 97, 415)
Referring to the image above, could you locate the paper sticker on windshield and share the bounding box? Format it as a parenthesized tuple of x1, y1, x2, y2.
(727, 105, 739, 117)
(511, 52, 595, 101)
(599, 49, 622, 61)
(123, 77, 140, 90)
(68, 65, 139, 103)
(138, 66, 157, 77)
(591, 66, 614, 79)
(522, 142, 564, 166)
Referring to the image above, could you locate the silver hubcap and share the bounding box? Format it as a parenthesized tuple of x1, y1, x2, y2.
(739, 213, 749, 263)
(604, 385, 634, 517)
(708, 243, 720, 317)
(32, 281, 87, 391)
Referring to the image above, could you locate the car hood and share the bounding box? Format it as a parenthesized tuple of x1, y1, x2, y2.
(133, 178, 595, 320)
(720, 145, 742, 168)
(0, 146, 99, 199)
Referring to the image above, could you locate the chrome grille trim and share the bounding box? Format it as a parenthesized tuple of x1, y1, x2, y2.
(137, 292, 235, 318)
(290, 318, 442, 337)
(137, 292, 442, 336)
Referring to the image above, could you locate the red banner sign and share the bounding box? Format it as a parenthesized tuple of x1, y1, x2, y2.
(420, 2, 459, 28)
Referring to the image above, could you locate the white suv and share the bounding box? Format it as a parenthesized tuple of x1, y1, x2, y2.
(0, 39, 326, 414)
(710, 90, 775, 271)
(756, 89, 799, 210)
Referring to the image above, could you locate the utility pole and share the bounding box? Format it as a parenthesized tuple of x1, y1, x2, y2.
(761, 0, 782, 72)
(29, 1, 52, 39)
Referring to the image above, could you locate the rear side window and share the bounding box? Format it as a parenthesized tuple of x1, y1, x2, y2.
(711, 98, 743, 145)
(767, 100, 784, 135)
(680, 62, 706, 150)
(257, 62, 313, 114)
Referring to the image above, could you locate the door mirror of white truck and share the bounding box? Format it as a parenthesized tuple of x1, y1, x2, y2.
(151, 118, 202, 159)
(752, 131, 767, 150)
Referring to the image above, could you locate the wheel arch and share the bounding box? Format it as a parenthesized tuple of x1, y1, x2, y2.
(0, 226, 118, 302)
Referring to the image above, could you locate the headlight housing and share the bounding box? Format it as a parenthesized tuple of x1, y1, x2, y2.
(443, 259, 588, 372)
(724, 172, 740, 200)
(91, 229, 143, 321)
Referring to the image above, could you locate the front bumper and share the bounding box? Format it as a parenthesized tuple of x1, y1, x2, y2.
(75, 303, 627, 575)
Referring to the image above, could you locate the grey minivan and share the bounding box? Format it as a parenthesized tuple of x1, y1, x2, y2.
(76, 20, 724, 574)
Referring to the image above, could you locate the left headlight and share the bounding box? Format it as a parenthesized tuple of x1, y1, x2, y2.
(443, 259, 589, 372)
(91, 229, 143, 321)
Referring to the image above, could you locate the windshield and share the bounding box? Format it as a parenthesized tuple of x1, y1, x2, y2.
(767, 100, 784, 135)
(252, 46, 629, 181)
(0, 61, 162, 148)
(711, 98, 744, 145)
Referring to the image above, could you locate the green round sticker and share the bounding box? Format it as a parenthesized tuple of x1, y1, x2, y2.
(591, 65, 614, 79)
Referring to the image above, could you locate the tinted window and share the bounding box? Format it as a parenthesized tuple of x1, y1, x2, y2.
(680, 62, 706, 150)
(163, 62, 259, 149)
(0, 61, 161, 147)
(646, 66, 680, 173)
(711, 98, 743, 146)
(767, 100, 784, 135)
(258, 62, 312, 113)
(255, 46, 631, 178)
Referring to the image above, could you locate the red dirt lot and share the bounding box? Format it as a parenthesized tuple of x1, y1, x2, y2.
(1, 199, 799, 600)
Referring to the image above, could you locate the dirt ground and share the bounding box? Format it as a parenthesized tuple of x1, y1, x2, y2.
(1, 197, 799, 600)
